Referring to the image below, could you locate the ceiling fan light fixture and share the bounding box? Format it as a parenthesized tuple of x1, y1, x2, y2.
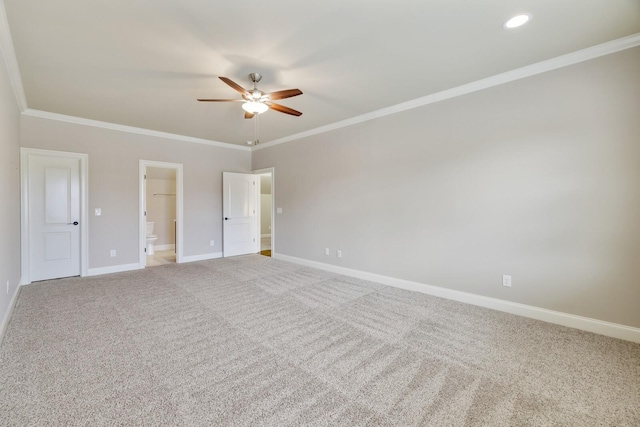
(251, 89, 262, 99)
(242, 101, 269, 114)
(504, 14, 531, 29)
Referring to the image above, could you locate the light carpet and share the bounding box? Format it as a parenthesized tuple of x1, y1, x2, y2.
(0, 255, 638, 425)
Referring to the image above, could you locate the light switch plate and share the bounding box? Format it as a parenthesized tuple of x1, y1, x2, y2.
(277, 208, 283, 214)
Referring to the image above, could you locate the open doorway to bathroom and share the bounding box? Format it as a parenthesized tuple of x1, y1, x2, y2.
(254, 168, 274, 257)
(139, 160, 184, 267)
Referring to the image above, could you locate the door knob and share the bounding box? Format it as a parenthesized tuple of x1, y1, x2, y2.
(68, 221, 79, 225)
(224, 217, 229, 220)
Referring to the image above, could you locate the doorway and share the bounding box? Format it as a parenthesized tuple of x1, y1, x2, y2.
(139, 160, 184, 267)
(254, 168, 274, 257)
(20, 148, 89, 284)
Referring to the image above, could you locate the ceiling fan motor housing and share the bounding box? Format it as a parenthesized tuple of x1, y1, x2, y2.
(249, 73, 262, 83)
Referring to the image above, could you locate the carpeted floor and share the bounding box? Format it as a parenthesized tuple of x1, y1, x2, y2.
(1, 255, 639, 425)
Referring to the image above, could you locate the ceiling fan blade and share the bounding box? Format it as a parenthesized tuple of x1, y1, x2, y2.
(219, 76, 249, 96)
(267, 102, 302, 117)
(244, 111, 255, 119)
(197, 99, 242, 102)
(266, 89, 303, 101)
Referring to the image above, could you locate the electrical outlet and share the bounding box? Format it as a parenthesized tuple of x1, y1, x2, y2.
(502, 275, 512, 287)
(277, 207, 283, 214)
(110, 250, 116, 257)
(325, 248, 330, 256)
(210, 240, 215, 247)
(94, 208, 102, 216)
(337, 250, 342, 259)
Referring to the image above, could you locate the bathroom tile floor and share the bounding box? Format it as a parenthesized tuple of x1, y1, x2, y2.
(146, 250, 176, 267)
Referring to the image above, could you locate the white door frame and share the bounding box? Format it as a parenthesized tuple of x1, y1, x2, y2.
(252, 167, 275, 255)
(20, 148, 89, 285)
(139, 160, 184, 267)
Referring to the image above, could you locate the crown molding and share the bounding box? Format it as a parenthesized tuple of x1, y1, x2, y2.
(0, 0, 27, 112)
(254, 32, 640, 151)
(23, 109, 251, 151)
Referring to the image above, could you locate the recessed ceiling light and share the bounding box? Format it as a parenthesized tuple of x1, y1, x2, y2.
(504, 14, 531, 29)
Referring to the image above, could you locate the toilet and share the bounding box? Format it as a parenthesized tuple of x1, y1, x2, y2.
(146, 222, 158, 255)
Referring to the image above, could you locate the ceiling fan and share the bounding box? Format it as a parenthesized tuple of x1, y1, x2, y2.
(198, 73, 303, 119)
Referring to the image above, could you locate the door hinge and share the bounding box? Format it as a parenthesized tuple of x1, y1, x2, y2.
(253, 238, 256, 242)
(144, 248, 146, 253)
(144, 174, 147, 179)
(144, 211, 147, 216)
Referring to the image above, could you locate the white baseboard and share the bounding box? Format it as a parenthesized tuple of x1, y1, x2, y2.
(181, 252, 223, 263)
(155, 244, 175, 251)
(273, 253, 640, 344)
(261, 234, 271, 238)
(87, 263, 141, 277)
(0, 284, 22, 343)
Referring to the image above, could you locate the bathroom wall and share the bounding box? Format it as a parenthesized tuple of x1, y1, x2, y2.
(146, 170, 176, 248)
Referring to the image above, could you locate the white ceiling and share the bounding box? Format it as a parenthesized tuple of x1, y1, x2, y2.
(5, 0, 640, 146)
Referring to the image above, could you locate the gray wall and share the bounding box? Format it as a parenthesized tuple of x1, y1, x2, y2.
(21, 115, 251, 268)
(253, 47, 640, 328)
(0, 43, 21, 325)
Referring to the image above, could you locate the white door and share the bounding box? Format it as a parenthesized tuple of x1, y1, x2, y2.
(223, 172, 258, 257)
(28, 154, 81, 281)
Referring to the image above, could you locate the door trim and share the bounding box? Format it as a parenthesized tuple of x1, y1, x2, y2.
(252, 167, 275, 256)
(20, 148, 89, 285)
(139, 160, 184, 267)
